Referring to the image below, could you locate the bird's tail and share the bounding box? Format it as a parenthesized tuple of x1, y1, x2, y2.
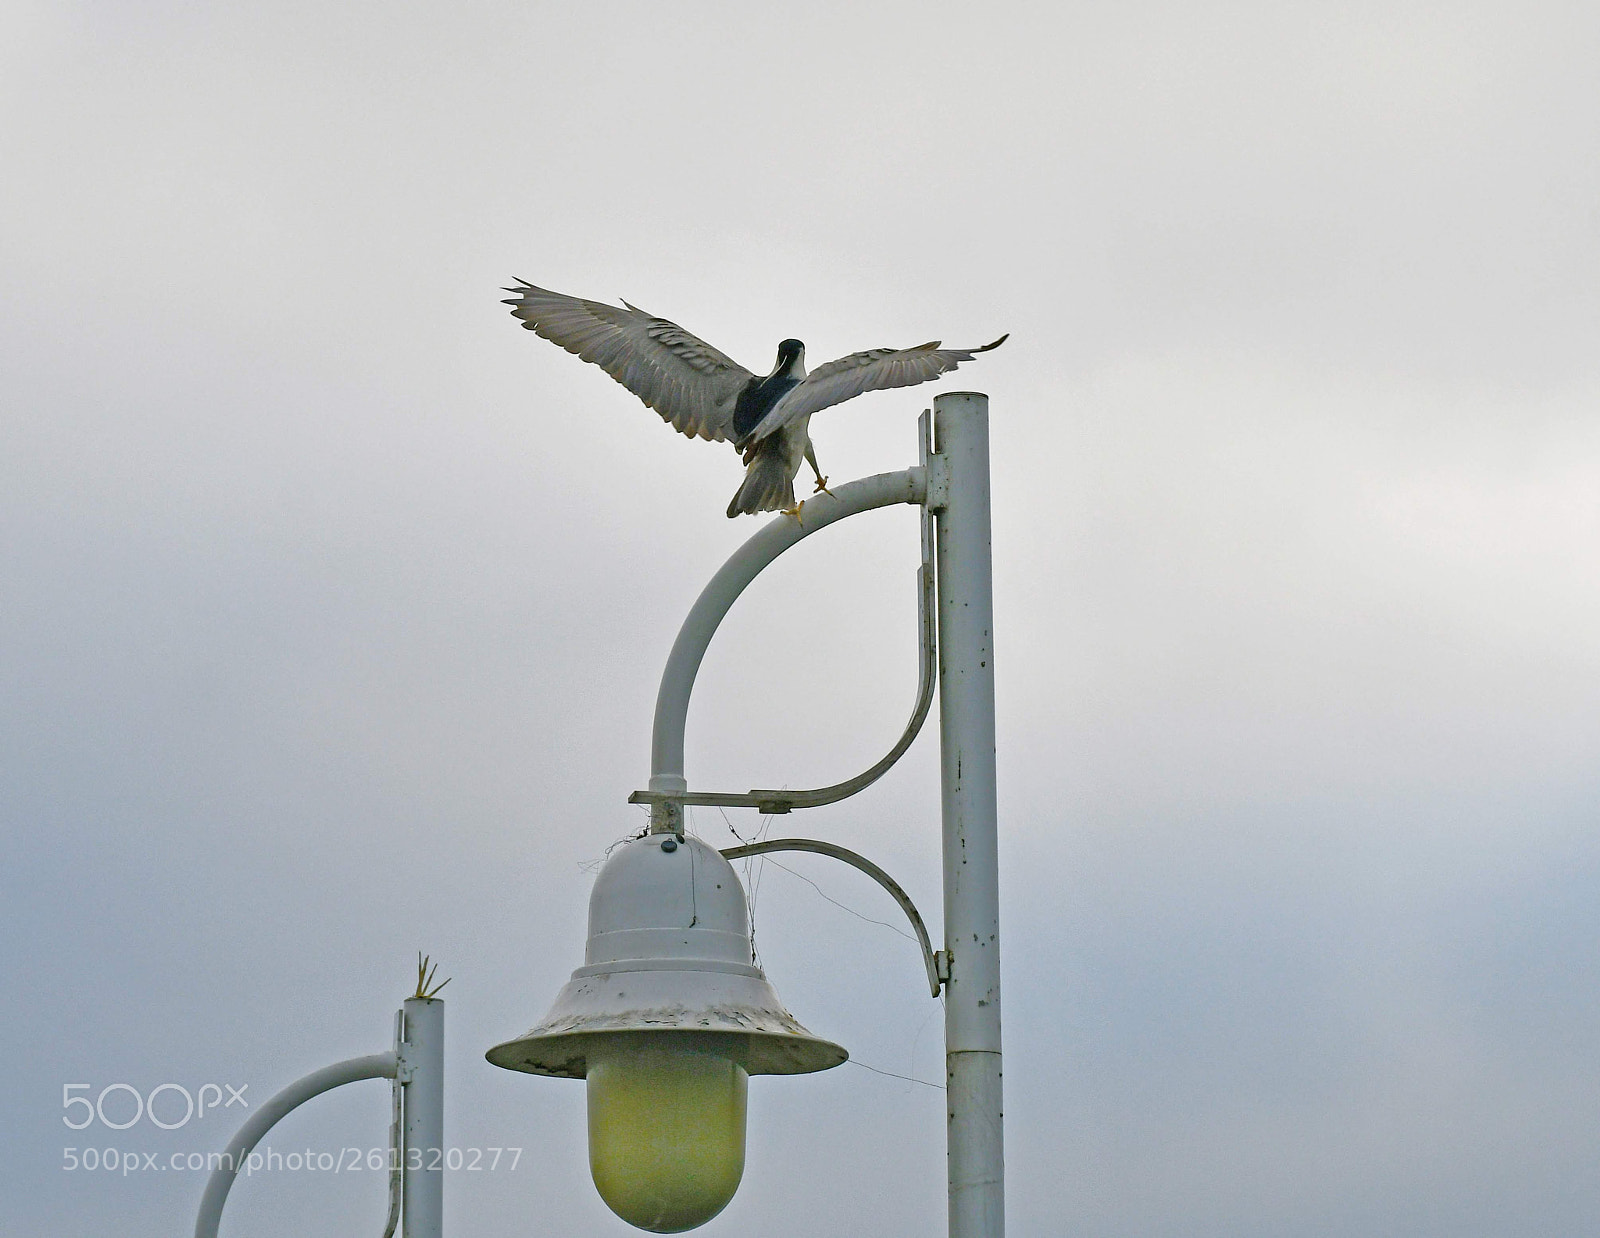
(727, 440, 796, 517)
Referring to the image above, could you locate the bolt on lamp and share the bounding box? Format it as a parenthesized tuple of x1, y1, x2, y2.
(490, 394, 1005, 1238)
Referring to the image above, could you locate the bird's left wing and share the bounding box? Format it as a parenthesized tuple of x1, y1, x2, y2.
(504, 281, 753, 443)
(749, 334, 1008, 442)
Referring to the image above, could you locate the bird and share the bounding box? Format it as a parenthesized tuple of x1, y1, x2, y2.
(503, 280, 1006, 518)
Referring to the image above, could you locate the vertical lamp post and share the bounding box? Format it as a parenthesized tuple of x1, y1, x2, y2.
(933, 394, 1004, 1237)
(491, 392, 1004, 1237)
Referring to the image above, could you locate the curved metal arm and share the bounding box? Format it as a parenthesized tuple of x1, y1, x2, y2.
(194, 1052, 398, 1238)
(631, 457, 934, 829)
(743, 546, 935, 814)
(721, 838, 943, 998)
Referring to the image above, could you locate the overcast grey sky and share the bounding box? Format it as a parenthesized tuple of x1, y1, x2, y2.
(4, 3, 1599, 1235)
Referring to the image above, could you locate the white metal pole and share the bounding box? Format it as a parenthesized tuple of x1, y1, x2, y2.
(933, 391, 1004, 1238)
(400, 996, 444, 1238)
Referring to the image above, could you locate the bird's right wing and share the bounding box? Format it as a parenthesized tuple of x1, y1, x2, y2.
(747, 334, 1009, 442)
(504, 281, 753, 443)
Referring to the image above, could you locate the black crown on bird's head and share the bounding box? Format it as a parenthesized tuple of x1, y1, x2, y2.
(775, 338, 805, 367)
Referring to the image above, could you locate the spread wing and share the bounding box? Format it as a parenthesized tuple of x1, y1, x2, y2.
(748, 335, 1008, 442)
(504, 281, 754, 443)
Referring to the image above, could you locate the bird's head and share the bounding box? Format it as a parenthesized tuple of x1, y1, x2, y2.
(773, 338, 806, 377)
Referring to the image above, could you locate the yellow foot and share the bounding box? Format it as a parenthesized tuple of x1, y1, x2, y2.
(812, 474, 833, 496)
(781, 499, 807, 525)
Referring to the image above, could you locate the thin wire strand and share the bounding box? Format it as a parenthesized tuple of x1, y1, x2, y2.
(907, 992, 943, 1063)
(717, 805, 766, 969)
(714, 810, 940, 1094)
(846, 1059, 944, 1090)
(764, 857, 920, 945)
(718, 805, 750, 845)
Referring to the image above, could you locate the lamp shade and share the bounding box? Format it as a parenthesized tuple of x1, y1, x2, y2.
(487, 832, 847, 1079)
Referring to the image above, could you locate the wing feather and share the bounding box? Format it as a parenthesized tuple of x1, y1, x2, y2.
(504, 281, 753, 443)
(749, 335, 1008, 441)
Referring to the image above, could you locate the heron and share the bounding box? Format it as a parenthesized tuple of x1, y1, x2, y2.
(504, 280, 1006, 518)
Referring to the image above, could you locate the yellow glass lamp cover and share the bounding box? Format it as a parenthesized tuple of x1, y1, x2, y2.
(587, 1036, 748, 1232)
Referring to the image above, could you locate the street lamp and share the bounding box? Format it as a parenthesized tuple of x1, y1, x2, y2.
(488, 830, 844, 1231)
(490, 392, 1004, 1238)
(194, 393, 1003, 1238)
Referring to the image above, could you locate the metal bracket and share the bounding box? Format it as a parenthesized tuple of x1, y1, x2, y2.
(720, 837, 943, 998)
(383, 1012, 404, 1238)
(922, 407, 951, 512)
(631, 438, 939, 820)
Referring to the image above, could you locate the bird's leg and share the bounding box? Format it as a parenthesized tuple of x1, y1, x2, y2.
(805, 443, 832, 496)
(781, 498, 807, 525)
